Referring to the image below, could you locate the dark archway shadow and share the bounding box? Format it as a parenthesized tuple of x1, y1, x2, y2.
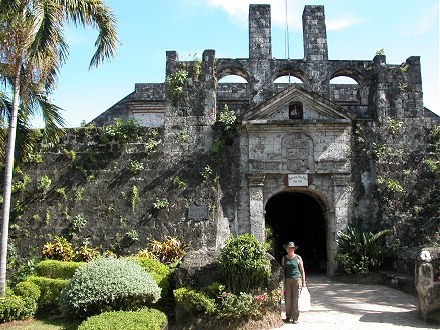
(265, 192, 326, 273)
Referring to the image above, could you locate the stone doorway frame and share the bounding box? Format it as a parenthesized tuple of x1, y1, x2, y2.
(264, 189, 329, 271)
(247, 173, 351, 275)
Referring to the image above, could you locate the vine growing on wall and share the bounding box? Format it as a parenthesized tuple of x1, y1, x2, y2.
(355, 118, 440, 247)
(212, 105, 237, 153)
(101, 118, 141, 143)
(165, 69, 189, 100)
(193, 57, 202, 82)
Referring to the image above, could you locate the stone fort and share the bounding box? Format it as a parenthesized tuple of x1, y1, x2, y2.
(9, 4, 439, 277)
(92, 4, 438, 274)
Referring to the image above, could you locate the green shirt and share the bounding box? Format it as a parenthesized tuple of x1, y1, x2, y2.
(284, 255, 302, 279)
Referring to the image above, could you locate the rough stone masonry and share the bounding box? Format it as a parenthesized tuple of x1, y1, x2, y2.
(91, 3, 439, 274)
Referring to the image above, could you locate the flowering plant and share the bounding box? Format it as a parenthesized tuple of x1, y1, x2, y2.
(255, 287, 284, 310)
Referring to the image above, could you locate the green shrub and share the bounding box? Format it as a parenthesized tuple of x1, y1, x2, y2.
(60, 257, 161, 319)
(218, 234, 271, 294)
(0, 293, 37, 322)
(78, 307, 167, 330)
(14, 281, 41, 302)
(128, 257, 171, 297)
(35, 259, 84, 279)
(101, 118, 140, 142)
(217, 291, 260, 318)
(28, 276, 68, 316)
(335, 220, 390, 274)
(165, 69, 188, 100)
(174, 287, 216, 316)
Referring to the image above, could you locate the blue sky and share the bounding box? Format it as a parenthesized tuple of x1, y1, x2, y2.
(37, 0, 439, 127)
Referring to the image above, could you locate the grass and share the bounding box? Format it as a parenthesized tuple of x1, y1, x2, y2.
(0, 317, 81, 330)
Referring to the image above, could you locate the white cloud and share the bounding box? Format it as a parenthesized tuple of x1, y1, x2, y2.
(327, 15, 365, 31)
(205, 0, 307, 30)
(204, 0, 363, 32)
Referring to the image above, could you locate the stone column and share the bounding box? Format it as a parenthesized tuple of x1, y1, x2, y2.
(249, 4, 271, 60)
(416, 248, 440, 321)
(248, 4, 273, 108)
(302, 5, 330, 97)
(247, 174, 266, 242)
(302, 5, 328, 62)
(329, 174, 351, 274)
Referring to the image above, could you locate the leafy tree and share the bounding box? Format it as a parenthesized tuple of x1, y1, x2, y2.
(0, 0, 119, 297)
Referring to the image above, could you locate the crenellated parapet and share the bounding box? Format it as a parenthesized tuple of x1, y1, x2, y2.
(92, 4, 434, 128)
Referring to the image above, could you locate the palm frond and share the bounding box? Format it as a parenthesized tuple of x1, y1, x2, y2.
(61, 0, 119, 68)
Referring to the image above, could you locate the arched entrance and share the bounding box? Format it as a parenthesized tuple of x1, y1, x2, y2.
(265, 191, 327, 273)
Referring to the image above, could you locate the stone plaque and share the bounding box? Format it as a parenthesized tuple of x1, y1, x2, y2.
(283, 174, 311, 187)
(282, 134, 313, 172)
(187, 204, 209, 221)
(287, 174, 308, 186)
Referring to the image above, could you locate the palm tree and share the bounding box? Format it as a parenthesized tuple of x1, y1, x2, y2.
(0, 0, 119, 297)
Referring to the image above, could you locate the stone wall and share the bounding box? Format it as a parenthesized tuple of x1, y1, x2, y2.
(5, 126, 239, 261)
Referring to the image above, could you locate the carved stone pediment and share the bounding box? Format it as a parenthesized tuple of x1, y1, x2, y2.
(240, 84, 356, 123)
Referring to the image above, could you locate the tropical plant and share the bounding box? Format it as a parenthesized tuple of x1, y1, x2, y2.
(74, 241, 100, 262)
(41, 236, 74, 261)
(129, 159, 144, 173)
(335, 220, 390, 274)
(0, 0, 119, 297)
(136, 236, 186, 265)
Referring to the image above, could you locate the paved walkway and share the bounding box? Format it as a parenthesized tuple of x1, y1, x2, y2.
(271, 274, 439, 330)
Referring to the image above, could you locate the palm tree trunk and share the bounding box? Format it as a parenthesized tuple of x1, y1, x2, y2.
(0, 61, 21, 298)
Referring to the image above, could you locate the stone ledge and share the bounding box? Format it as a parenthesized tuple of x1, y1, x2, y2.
(381, 271, 417, 297)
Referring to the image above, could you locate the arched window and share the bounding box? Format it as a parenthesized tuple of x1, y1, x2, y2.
(217, 75, 247, 83)
(274, 75, 303, 84)
(289, 102, 303, 119)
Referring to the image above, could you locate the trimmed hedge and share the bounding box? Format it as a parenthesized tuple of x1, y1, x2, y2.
(0, 294, 36, 323)
(78, 307, 167, 330)
(14, 281, 41, 302)
(60, 257, 161, 319)
(27, 276, 69, 316)
(34, 259, 84, 279)
(128, 257, 171, 297)
(174, 287, 216, 315)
